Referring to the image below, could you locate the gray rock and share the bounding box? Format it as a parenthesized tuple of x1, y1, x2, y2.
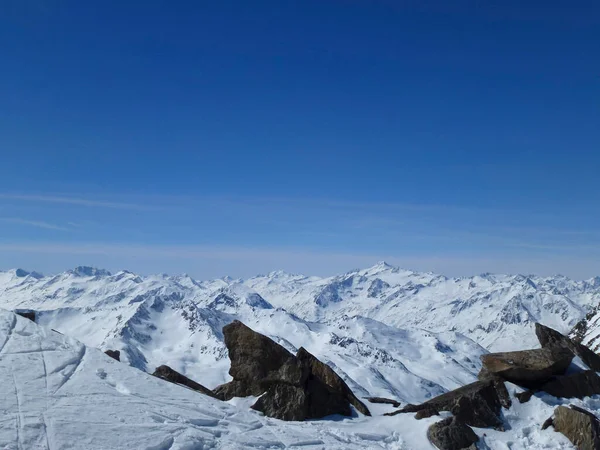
(366, 397, 401, 408)
(251, 384, 309, 421)
(297, 347, 370, 416)
(540, 371, 600, 399)
(153, 365, 219, 399)
(415, 407, 439, 420)
(536, 323, 600, 372)
(104, 350, 120, 362)
(427, 417, 479, 450)
(479, 347, 573, 388)
(553, 405, 600, 450)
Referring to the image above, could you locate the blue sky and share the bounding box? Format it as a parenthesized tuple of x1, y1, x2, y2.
(0, 1, 599, 278)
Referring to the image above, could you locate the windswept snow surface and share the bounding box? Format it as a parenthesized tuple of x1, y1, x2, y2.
(0, 311, 421, 450)
(1, 310, 596, 449)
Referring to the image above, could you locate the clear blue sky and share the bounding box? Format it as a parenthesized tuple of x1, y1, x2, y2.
(1, 1, 599, 278)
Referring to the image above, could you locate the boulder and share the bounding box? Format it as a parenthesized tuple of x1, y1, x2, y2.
(540, 371, 600, 399)
(536, 323, 600, 372)
(215, 321, 366, 421)
(15, 310, 35, 322)
(427, 417, 479, 450)
(153, 365, 219, 399)
(104, 350, 120, 362)
(516, 390, 534, 403)
(479, 347, 573, 388)
(552, 405, 600, 450)
(366, 397, 401, 408)
(386, 380, 504, 429)
(251, 384, 309, 421)
(296, 347, 370, 416)
(415, 407, 439, 420)
(215, 320, 307, 399)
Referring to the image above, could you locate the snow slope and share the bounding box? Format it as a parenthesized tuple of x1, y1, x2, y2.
(0, 263, 598, 402)
(1, 310, 596, 450)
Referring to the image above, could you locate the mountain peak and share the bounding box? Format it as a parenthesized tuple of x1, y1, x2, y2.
(69, 266, 112, 277)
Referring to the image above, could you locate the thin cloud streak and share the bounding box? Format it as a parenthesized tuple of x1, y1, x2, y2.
(0, 193, 156, 211)
(0, 218, 70, 231)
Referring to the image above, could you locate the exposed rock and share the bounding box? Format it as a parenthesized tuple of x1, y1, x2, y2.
(153, 365, 219, 399)
(536, 323, 600, 372)
(216, 321, 365, 421)
(251, 384, 309, 421)
(493, 379, 512, 409)
(427, 417, 479, 450)
(541, 417, 554, 430)
(104, 350, 120, 362)
(386, 381, 504, 429)
(366, 397, 401, 408)
(479, 347, 573, 388)
(296, 347, 370, 416)
(516, 390, 534, 403)
(540, 371, 600, 399)
(415, 407, 439, 420)
(553, 405, 600, 450)
(216, 320, 307, 399)
(15, 310, 35, 321)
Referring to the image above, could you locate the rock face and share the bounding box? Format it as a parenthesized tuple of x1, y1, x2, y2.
(415, 407, 439, 420)
(479, 347, 573, 388)
(214, 321, 369, 421)
(552, 405, 600, 450)
(215, 320, 307, 399)
(366, 397, 401, 408)
(104, 350, 120, 362)
(387, 380, 505, 430)
(536, 323, 600, 372)
(15, 310, 35, 321)
(296, 347, 370, 416)
(540, 371, 600, 399)
(153, 365, 219, 399)
(427, 417, 479, 450)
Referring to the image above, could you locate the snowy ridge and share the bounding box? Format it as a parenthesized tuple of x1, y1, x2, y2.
(0, 263, 598, 403)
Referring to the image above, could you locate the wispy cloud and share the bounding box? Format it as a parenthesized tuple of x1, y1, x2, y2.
(0, 193, 155, 211)
(0, 218, 70, 231)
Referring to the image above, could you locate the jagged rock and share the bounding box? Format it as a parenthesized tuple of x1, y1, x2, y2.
(366, 397, 401, 408)
(216, 320, 307, 399)
(516, 390, 534, 403)
(216, 321, 365, 421)
(415, 407, 439, 420)
(104, 350, 120, 362)
(296, 347, 370, 416)
(251, 384, 309, 421)
(552, 405, 600, 450)
(536, 323, 600, 372)
(542, 417, 554, 430)
(15, 310, 35, 321)
(153, 365, 219, 399)
(386, 381, 504, 429)
(427, 417, 479, 450)
(493, 379, 512, 409)
(540, 371, 600, 399)
(479, 347, 573, 388)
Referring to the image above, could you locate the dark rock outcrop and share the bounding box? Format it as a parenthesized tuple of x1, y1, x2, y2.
(541, 416, 554, 430)
(427, 417, 479, 450)
(540, 370, 600, 399)
(153, 365, 219, 399)
(214, 320, 307, 399)
(251, 384, 310, 421)
(386, 380, 504, 430)
(366, 397, 401, 408)
(15, 310, 35, 322)
(552, 405, 600, 450)
(479, 347, 573, 388)
(296, 347, 370, 416)
(415, 407, 439, 420)
(104, 350, 120, 362)
(536, 323, 600, 372)
(214, 321, 369, 421)
(516, 390, 534, 403)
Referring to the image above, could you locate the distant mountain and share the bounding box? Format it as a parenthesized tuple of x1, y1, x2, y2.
(0, 263, 597, 403)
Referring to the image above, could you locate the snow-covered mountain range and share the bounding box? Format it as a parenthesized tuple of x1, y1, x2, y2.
(1, 262, 598, 404)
